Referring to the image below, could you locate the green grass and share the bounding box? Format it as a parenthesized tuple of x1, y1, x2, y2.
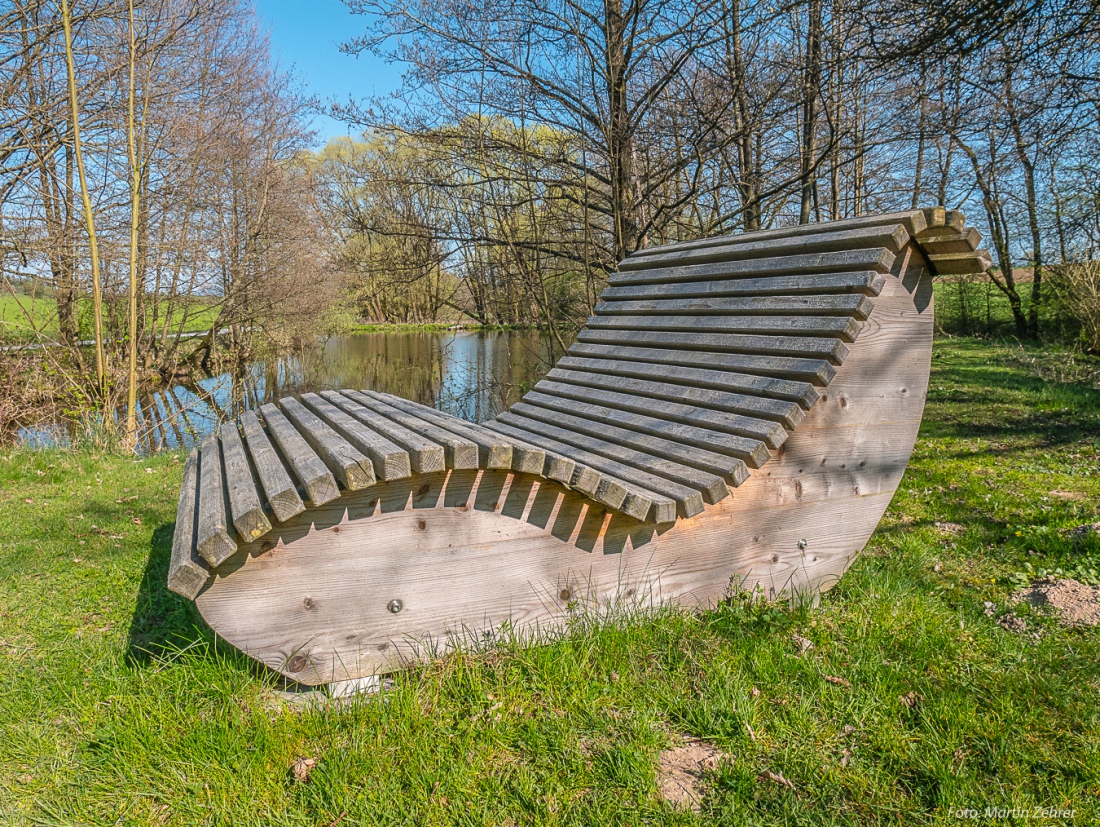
(1, 338, 1098, 825)
(0, 292, 220, 345)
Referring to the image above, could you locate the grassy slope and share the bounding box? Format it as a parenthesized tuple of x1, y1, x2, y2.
(0, 339, 1098, 826)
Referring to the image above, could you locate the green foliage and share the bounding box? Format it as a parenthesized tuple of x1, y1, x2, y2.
(1, 338, 1098, 824)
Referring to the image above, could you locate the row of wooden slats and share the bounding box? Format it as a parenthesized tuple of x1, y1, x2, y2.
(171, 207, 993, 600)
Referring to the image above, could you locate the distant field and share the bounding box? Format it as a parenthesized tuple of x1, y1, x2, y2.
(0, 292, 220, 345)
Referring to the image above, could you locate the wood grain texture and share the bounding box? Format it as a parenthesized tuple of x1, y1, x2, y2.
(618, 225, 908, 271)
(600, 271, 888, 303)
(279, 397, 376, 491)
(300, 393, 411, 481)
(564, 342, 836, 386)
(620, 212, 927, 260)
(239, 410, 305, 523)
(341, 391, 479, 471)
(194, 434, 237, 567)
(584, 313, 864, 342)
(194, 240, 934, 684)
(321, 391, 446, 475)
(167, 450, 210, 599)
(259, 403, 340, 507)
(594, 294, 875, 319)
(575, 328, 851, 364)
(219, 422, 272, 543)
(608, 248, 896, 286)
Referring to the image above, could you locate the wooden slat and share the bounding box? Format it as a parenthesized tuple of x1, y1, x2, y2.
(610, 249, 896, 287)
(566, 341, 836, 386)
(365, 392, 515, 471)
(482, 420, 604, 497)
(469, 420, 576, 484)
(219, 422, 272, 543)
(576, 328, 850, 365)
(531, 378, 785, 456)
(279, 397, 375, 491)
(619, 225, 908, 272)
(915, 227, 980, 254)
(195, 433, 237, 567)
(498, 411, 701, 519)
(515, 396, 751, 487)
(926, 252, 990, 275)
(167, 450, 210, 599)
(585, 314, 863, 342)
(921, 206, 946, 228)
(494, 412, 676, 522)
(595, 294, 873, 320)
(621, 211, 928, 260)
(238, 410, 306, 522)
(544, 369, 801, 432)
(340, 391, 479, 470)
(555, 355, 820, 409)
(259, 403, 340, 506)
(509, 403, 729, 503)
(300, 392, 411, 481)
(320, 391, 446, 475)
(600, 271, 887, 303)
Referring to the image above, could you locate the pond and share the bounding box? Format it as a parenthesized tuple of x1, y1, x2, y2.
(19, 330, 558, 453)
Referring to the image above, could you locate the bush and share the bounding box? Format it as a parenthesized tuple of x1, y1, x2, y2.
(1046, 260, 1100, 353)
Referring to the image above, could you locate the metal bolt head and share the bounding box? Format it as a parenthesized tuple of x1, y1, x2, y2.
(798, 538, 808, 550)
(388, 599, 403, 614)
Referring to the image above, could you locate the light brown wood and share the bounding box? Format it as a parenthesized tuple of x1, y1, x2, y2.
(193, 242, 934, 684)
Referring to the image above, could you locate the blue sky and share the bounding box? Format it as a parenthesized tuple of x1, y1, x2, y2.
(254, 0, 404, 145)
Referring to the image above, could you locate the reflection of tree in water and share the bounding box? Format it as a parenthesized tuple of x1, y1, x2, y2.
(105, 330, 560, 453)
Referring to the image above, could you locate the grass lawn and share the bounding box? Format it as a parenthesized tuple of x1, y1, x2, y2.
(1, 338, 1098, 825)
(0, 292, 220, 345)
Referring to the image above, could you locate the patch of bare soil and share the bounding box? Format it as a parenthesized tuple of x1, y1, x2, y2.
(1015, 578, 1100, 628)
(1065, 522, 1100, 541)
(657, 740, 726, 812)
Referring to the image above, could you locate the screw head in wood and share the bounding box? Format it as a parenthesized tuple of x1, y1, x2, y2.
(388, 599, 403, 614)
(798, 539, 808, 550)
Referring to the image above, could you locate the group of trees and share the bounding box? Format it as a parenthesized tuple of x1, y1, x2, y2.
(319, 0, 1100, 348)
(1, 0, 333, 441)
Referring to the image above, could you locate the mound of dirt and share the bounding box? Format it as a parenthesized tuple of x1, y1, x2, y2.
(1015, 578, 1100, 628)
(657, 740, 726, 812)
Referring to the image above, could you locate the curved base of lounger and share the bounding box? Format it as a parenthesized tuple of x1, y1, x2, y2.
(194, 252, 934, 686)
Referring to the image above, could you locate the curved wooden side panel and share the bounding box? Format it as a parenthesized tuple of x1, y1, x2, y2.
(195, 245, 934, 685)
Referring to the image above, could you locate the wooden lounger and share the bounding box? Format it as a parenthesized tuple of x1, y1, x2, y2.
(169, 207, 991, 686)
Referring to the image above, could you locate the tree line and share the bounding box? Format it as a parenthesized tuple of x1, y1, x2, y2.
(320, 0, 1100, 350)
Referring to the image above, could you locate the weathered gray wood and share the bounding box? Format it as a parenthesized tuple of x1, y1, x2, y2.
(259, 403, 340, 506)
(555, 355, 820, 409)
(921, 206, 946, 228)
(925, 252, 990, 276)
(914, 227, 980, 254)
(300, 393, 412, 481)
(167, 450, 210, 599)
(620, 212, 928, 261)
(543, 369, 803, 432)
(195, 433, 237, 567)
(524, 382, 777, 460)
(238, 410, 306, 522)
(341, 391, 479, 470)
(498, 411, 704, 519)
(369, 391, 519, 470)
(514, 396, 751, 487)
(474, 420, 576, 483)
(619, 225, 908, 272)
(609, 249, 896, 286)
(600, 271, 886, 302)
(509, 403, 731, 503)
(219, 422, 272, 543)
(595, 294, 874, 320)
(565, 342, 836, 386)
(321, 391, 446, 475)
(495, 412, 676, 522)
(482, 420, 604, 497)
(585, 313, 863, 342)
(576, 328, 850, 365)
(279, 397, 375, 491)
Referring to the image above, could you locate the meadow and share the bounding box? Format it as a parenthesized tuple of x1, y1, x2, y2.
(0, 338, 1097, 825)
